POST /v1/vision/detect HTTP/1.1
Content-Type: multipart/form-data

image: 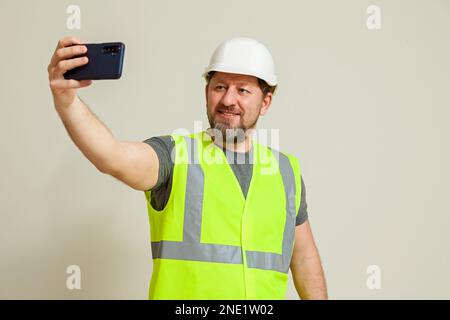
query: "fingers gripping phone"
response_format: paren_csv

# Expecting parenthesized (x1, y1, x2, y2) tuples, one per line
(64, 42, 125, 80)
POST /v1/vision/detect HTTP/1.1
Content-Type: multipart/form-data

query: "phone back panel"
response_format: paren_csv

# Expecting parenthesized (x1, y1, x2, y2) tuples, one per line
(63, 42, 125, 80)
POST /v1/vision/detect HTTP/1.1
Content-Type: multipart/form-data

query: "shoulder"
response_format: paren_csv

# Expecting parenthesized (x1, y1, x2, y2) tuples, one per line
(143, 135, 175, 152)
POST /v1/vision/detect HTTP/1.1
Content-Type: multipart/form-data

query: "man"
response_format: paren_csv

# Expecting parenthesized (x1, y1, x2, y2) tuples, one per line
(48, 36, 328, 300)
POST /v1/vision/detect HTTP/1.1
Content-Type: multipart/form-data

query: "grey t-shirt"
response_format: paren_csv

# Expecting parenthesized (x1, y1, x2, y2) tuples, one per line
(143, 135, 308, 226)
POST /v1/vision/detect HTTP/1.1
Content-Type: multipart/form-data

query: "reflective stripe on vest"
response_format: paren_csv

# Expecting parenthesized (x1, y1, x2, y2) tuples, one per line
(150, 135, 297, 273)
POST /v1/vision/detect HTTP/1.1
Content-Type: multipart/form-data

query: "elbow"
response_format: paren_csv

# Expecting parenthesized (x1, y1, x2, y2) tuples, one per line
(97, 166, 110, 175)
(96, 162, 117, 175)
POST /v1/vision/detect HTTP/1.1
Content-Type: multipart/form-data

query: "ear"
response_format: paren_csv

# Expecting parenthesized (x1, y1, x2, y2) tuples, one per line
(205, 83, 209, 103)
(259, 92, 273, 116)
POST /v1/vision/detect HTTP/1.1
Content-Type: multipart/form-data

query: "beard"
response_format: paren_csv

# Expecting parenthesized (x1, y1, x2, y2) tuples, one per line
(206, 104, 259, 144)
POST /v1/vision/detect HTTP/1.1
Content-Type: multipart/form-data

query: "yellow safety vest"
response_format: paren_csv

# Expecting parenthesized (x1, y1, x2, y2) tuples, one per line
(144, 131, 301, 299)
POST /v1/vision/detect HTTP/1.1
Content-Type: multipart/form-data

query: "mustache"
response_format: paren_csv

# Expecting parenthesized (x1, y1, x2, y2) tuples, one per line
(216, 105, 242, 115)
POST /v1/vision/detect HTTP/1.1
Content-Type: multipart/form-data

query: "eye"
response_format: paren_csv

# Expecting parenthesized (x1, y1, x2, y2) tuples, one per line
(238, 88, 250, 94)
(215, 85, 226, 91)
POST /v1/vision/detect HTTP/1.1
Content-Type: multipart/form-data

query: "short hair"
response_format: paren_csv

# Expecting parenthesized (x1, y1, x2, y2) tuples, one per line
(205, 71, 275, 96)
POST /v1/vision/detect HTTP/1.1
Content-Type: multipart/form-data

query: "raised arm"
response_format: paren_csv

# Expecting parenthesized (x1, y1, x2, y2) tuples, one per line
(48, 36, 159, 191)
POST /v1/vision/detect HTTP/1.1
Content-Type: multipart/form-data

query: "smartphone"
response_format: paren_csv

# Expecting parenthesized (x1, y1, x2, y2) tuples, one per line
(63, 42, 125, 80)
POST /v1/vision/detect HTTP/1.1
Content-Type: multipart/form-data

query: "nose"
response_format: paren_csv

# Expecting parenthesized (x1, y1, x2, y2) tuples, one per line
(220, 87, 238, 107)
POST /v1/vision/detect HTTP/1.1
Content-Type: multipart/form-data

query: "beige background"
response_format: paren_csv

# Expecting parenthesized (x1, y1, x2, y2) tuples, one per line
(0, 0, 449, 299)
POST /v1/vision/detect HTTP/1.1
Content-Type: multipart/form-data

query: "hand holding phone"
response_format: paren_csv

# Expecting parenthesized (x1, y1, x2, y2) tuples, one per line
(63, 42, 125, 80)
(48, 37, 92, 109)
(48, 37, 126, 109)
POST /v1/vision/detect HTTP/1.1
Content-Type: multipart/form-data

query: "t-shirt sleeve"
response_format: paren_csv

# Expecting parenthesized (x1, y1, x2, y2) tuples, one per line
(142, 135, 175, 211)
(142, 135, 175, 191)
(296, 176, 308, 226)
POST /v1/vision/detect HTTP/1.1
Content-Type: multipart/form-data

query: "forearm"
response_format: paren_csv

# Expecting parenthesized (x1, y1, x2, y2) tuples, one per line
(54, 95, 122, 173)
(291, 253, 328, 300)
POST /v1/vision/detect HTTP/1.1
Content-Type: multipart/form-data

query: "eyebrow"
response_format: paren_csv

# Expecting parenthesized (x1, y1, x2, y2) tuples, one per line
(213, 79, 254, 86)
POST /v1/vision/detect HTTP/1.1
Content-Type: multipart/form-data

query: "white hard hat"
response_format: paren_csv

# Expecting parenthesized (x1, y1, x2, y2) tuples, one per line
(203, 37, 278, 93)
